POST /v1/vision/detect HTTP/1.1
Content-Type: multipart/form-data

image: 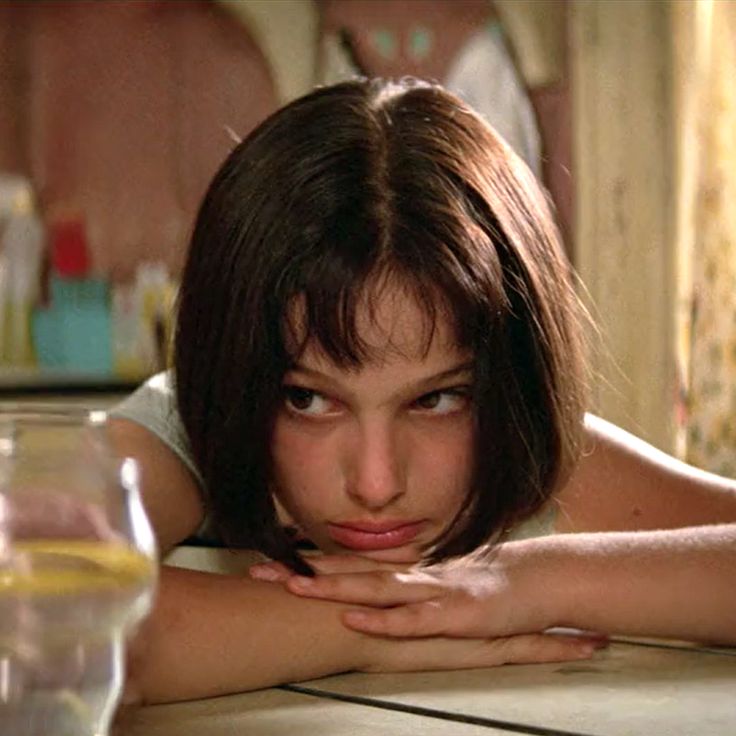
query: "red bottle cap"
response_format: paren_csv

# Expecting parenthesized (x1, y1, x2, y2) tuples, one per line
(51, 220, 90, 278)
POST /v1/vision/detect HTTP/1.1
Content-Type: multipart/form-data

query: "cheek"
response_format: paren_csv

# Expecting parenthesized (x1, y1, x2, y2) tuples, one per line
(270, 415, 337, 516)
(410, 419, 474, 510)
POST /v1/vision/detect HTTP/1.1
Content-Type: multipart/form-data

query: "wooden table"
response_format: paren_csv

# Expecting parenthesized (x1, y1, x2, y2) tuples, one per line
(115, 548, 736, 736)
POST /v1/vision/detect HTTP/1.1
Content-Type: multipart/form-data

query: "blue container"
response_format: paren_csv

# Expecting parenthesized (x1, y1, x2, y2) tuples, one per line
(32, 276, 113, 376)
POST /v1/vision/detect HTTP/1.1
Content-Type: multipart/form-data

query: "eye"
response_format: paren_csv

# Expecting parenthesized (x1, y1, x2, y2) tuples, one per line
(282, 386, 336, 417)
(412, 389, 470, 415)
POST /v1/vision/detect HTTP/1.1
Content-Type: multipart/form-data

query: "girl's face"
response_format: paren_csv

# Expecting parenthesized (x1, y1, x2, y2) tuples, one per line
(271, 284, 474, 563)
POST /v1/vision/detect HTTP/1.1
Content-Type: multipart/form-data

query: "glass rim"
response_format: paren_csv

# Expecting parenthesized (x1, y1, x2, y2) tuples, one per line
(0, 403, 108, 426)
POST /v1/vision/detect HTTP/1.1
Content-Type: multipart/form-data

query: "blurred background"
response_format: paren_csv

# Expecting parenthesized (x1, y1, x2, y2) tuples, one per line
(0, 0, 733, 476)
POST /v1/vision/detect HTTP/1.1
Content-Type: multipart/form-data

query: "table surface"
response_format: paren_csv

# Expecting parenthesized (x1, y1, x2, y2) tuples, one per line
(115, 548, 736, 736)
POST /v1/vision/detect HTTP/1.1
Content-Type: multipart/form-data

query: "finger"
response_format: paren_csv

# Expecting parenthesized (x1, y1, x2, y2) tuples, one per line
(343, 599, 450, 636)
(248, 561, 294, 582)
(345, 603, 616, 645)
(545, 626, 610, 645)
(365, 633, 598, 674)
(480, 633, 599, 665)
(286, 570, 441, 606)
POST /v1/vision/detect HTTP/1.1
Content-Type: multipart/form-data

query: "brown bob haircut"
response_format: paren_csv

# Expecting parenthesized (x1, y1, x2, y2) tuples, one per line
(175, 78, 587, 574)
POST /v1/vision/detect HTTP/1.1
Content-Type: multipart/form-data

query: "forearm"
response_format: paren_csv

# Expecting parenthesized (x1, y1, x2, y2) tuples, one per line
(531, 524, 736, 644)
(128, 566, 372, 703)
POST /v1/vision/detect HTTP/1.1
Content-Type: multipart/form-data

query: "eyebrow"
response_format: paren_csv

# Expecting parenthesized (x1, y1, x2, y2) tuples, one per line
(286, 360, 475, 396)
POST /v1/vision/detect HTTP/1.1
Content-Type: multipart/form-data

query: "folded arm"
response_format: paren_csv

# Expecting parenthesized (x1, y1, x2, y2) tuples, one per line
(541, 524, 736, 644)
(132, 562, 607, 702)
(549, 415, 736, 640)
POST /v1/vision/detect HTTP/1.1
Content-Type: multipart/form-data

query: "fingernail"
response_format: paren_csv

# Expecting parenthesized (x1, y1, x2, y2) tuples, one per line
(249, 565, 280, 581)
(576, 643, 596, 658)
(343, 611, 368, 626)
(289, 576, 314, 591)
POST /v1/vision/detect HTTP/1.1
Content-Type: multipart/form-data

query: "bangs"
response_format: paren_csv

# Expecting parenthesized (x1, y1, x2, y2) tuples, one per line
(279, 222, 505, 369)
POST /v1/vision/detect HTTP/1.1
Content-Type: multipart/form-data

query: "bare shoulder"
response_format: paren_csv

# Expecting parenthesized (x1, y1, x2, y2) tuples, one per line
(107, 418, 205, 554)
(554, 414, 736, 533)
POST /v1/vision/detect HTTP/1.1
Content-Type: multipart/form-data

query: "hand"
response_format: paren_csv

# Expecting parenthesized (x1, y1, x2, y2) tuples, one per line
(251, 551, 604, 668)
(250, 543, 606, 645)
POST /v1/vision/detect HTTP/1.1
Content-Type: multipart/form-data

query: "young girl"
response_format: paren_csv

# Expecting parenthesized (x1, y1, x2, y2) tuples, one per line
(109, 78, 736, 704)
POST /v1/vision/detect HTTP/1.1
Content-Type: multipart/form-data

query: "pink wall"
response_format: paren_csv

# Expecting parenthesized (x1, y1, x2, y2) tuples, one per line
(0, 2, 30, 175)
(3, 0, 276, 281)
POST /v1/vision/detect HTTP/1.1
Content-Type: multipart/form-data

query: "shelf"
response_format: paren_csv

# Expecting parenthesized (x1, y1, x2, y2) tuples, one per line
(0, 367, 146, 394)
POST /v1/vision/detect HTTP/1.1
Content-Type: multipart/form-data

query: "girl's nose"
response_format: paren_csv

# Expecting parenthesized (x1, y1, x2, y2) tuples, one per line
(344, 421, 405, 510)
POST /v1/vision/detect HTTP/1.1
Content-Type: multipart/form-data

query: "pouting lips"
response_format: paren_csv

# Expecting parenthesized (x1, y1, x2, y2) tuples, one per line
(326, 521, 425, 551)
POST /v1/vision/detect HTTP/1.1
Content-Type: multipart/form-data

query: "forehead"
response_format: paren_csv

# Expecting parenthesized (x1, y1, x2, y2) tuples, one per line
(287, 277, 466, 369)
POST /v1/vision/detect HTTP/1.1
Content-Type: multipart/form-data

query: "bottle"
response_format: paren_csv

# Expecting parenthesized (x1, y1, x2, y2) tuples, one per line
(111, 283, 145, 380)
(134, 262, 177, 374)
(32, 220, 113, 376)
(0, 186, 44, 367)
